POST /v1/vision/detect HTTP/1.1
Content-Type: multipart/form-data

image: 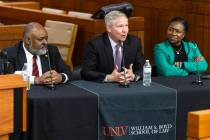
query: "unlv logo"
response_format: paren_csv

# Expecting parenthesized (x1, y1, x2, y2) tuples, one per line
(103, 126, 128, 136)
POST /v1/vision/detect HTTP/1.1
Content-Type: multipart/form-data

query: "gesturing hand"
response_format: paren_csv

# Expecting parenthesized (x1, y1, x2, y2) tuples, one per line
(120, 64, 135, 83)
(106, 66, 123, 82)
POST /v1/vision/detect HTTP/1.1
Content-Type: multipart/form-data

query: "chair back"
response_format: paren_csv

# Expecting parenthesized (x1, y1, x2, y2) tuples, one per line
(0, 24, 25, 49)
(68, 11, 92, 19)
(45, 20, 78, 70)
(42, 7, 66, 14)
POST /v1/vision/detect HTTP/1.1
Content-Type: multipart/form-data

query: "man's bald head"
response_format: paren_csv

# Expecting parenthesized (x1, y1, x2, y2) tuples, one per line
(23, 22, 47, 38)
(23, 22, 48, 56)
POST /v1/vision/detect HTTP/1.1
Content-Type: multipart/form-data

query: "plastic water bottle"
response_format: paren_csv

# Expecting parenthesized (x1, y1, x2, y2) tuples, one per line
(22, 63, 30, 90)
(143, 60, 152, 87)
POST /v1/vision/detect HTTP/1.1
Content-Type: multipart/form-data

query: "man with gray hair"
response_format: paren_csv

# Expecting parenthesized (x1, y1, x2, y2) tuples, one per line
(4, 22, 71, 85)
(81, 10, 145, 83)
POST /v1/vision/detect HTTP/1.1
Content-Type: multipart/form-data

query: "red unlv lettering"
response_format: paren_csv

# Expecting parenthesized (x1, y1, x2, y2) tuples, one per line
(103, 126, 128, 136)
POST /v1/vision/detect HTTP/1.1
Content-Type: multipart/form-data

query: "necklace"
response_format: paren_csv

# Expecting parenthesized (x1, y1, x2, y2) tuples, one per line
(173, 46, 182, 55)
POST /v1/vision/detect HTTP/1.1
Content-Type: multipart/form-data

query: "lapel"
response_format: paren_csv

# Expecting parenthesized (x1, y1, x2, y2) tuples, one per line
(17, 43, 27, 70)
(103, 33, 114, 68)
(40, 54, 50, 73)
(182, 41, 190, 55)
(182, 41, 196, 61)
(165, 40, 175, 64)
(123, 39, 129, 67)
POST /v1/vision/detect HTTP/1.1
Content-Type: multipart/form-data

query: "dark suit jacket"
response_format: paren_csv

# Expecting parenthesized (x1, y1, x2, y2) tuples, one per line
(4, 41, 72, 80)
(81, 32, 145, 82)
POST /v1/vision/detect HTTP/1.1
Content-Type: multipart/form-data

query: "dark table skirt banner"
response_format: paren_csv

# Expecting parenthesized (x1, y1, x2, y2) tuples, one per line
(73, 81, 177, 140)
(27, 84, 98, 140)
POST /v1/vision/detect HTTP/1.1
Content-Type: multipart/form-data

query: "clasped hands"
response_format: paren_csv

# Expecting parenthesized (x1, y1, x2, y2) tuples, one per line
(106, 64, 135, 83)
(194, 56, 203, 62)
(35, 70, 62, 85)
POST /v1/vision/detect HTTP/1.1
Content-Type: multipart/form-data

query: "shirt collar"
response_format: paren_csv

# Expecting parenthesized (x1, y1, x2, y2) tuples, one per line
(22, 42, 34, 62)
(108, 35, 123, 49)
(23, 42, 33, 57)
(108, 35, 117, 49)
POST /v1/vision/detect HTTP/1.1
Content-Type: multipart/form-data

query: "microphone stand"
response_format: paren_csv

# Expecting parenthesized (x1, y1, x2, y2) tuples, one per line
(191, 42, 203, 86)
(119, 67, 129, 88)
(0, 50, 11, 74)
(192, 61, 203, 86)
(46, 49, 56, 90)
(3, 51, 11, 74)
(0, 50, 4, 74)
(119, 42, 129, 88)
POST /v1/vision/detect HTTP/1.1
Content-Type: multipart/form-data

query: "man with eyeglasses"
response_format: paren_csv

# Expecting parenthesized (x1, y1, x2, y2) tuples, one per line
(154, 16, 208, 76)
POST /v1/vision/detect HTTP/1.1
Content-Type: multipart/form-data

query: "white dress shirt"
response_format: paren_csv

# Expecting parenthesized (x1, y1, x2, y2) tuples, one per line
(22, 43, 43, 84)
(104, 36, 123, 82)
(22, 43, 68, 84)
(108, 35, 123, 63)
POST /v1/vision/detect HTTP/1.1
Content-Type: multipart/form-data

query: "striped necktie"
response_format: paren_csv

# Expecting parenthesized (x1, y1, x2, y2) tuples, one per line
(32, 55, 39, 77)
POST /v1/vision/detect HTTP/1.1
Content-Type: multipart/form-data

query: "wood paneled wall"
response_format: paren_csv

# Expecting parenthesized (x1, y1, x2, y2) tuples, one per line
(0, 5, 144, 67)
(5, 0, 210, 72)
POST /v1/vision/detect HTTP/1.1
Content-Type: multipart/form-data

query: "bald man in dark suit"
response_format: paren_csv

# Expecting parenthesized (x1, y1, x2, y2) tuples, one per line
(4, 22, 71, 85)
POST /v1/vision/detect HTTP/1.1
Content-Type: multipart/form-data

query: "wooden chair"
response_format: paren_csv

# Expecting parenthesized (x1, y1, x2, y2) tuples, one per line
(68, 11, 93, 19)
(42, 7, 66, 14)
(44, 20, 78, 71)
(0, 24, 25, 49)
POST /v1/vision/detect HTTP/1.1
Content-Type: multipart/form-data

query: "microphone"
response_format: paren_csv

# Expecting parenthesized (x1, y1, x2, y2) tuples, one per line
(119, 42, 129, 88)
(45, 48, 56, 90)
(0, 50, 5, 74)
(191, 42, 203, 86)
(0, 50, 12, 74)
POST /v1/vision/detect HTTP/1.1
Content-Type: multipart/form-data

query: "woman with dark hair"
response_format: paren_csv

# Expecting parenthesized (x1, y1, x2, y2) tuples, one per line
(154, 16, 208, 76)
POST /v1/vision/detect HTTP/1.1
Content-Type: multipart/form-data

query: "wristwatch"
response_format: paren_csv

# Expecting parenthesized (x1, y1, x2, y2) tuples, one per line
(61, 74, 66, 83)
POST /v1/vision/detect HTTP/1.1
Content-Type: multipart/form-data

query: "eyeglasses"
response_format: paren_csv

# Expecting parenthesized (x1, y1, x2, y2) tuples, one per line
(167, 26, 184, 35)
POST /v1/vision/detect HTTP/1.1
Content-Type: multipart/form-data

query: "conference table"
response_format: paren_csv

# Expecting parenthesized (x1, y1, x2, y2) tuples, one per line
(12, 84, 98, 140)
(10, 76, 210, 140)
(153, 76, 210, 140)
(29, 84, 99, 140)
